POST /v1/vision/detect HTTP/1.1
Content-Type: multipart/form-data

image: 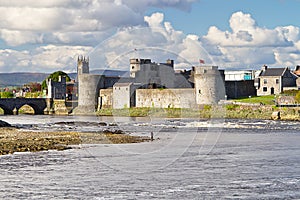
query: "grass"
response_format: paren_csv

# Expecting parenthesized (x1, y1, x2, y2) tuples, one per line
(96, 104, 300, 121)
(233, 95, 276, 105)
(97, 106, 221, 119)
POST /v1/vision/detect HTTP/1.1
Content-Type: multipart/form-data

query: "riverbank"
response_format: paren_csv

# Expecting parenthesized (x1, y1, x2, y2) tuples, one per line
(96, 105, 300, 121)
(0, 127, 150, 156)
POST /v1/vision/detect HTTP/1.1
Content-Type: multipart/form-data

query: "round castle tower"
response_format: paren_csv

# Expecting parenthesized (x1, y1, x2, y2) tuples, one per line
(73, 56, 104, 114)
(194, 66, 225, 104)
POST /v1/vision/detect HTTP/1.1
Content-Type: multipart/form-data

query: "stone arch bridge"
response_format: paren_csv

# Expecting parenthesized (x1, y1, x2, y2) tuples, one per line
(0, 98, 49, 115)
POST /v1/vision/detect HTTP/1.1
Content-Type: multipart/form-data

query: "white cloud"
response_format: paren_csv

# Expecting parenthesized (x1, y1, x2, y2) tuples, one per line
(0, 0, 197, 46)
(0, 49, 30, 72)
(0, 45, 92, 73)
(88, 12, 210, 71)
(203, 12, 291, 48)
(0, 0, 199, 72)
(202, 11, 300, 68)
(3, 5, 300, 73)
(121, 0, 198, 12)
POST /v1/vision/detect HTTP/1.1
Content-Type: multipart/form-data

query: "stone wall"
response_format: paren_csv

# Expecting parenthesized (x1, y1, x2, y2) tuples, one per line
(52, 100, 68, 115)
(225, 80, 256, 99)
(136, 89, 196, 108)
(99, 88, 113, 110)
(257, 76, 281, 96)
(194, 66, 225, 104)
(297, 78, 300, 89)
(113, 83, 132, 109)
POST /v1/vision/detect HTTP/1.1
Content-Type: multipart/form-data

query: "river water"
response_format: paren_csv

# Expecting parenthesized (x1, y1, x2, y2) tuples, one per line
(0, 115, 299, 199)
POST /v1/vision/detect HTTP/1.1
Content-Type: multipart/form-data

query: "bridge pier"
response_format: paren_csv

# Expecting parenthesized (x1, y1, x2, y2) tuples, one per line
(13, 108, 18, 115)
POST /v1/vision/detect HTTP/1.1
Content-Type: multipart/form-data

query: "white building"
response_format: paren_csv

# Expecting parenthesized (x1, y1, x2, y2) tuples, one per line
(225, 70, 254, 81)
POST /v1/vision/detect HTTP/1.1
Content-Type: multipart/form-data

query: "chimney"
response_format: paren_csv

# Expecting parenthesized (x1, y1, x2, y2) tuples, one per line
(166, 59, 174, 68)
(262, 65, 267, 71)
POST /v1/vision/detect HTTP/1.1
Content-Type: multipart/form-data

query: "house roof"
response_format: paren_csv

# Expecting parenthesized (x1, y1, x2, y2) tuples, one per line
(260, 68, 286, 76)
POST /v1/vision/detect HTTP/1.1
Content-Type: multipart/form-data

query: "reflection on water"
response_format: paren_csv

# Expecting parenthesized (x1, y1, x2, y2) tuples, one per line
(0, 115, 299, 199)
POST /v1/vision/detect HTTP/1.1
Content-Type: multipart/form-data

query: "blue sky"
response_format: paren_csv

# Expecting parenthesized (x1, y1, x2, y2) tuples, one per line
(1, 0, 300, 73)
(149, 0, 300, 36)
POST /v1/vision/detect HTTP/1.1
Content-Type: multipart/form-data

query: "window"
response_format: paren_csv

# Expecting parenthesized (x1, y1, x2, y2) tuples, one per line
(263, 79, 267, 84)
(276, 79, 279, 84)
(131, 66, 135, 70)
(263, 87, 267, 92)
(198, 90, 201, 94)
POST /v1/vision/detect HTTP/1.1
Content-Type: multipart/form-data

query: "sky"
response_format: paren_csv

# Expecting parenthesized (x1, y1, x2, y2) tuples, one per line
(1, 0, 300, 73)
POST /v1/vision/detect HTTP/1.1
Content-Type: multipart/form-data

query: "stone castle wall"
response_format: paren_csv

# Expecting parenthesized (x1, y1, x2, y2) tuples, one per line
(98, 88, 113, 110)
(194, 66, 225, 104)
(74, 57, 226, 114)
(225, 80, 256, 99)
(74, 74, 104, 114)
(135, 89, 196, 108)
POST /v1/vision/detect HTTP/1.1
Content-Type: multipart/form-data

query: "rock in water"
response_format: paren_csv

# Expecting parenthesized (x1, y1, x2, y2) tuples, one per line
(0, 120, 11, 127)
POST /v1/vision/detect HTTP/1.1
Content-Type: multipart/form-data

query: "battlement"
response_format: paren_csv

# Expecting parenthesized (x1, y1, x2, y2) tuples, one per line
(77, 56, 89, 75)
(193, 66, 219, 75)
(130, 58, 152, 65)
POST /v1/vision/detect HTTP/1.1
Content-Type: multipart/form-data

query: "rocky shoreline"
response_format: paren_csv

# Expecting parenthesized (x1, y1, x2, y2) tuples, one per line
(0, 127, 150, 156)
(96, 105, 300, 121)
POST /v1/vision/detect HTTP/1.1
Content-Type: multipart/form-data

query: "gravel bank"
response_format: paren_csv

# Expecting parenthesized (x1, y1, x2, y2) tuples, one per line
(0, 128, 150, 156)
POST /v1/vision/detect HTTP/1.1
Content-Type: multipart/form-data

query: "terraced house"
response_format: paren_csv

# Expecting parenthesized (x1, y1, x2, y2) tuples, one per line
(255, 65, 298, 96)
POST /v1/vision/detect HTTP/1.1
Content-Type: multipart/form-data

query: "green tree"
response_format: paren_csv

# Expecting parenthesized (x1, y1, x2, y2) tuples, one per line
(41, 71, 71, 90)
(0, 91, 14, 98)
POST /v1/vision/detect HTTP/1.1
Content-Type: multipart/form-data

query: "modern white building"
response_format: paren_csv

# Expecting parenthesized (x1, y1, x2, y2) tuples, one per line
(225, 70, 254, 81)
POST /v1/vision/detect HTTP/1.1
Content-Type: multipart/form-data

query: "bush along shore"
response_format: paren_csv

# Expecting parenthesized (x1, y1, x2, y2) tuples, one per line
(0, 126, 150, 156)
(96, 105, 300, 121)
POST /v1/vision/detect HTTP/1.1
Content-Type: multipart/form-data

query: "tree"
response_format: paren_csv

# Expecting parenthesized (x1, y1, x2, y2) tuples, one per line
(41, 71, 71, 90)
(0, 91, 14, 98)
(24, 82, 42, 92)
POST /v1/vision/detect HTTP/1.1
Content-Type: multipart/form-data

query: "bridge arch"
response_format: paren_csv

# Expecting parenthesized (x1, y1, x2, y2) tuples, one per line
(0, 98, 47, 115)
(18, 104, 36, 115)
(16, 102, 45, 115)
(0, 103, 13, 115)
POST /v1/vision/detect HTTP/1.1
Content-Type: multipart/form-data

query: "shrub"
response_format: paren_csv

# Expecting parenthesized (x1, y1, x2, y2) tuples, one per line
(295, 91, 300, 103)
(226, 104, 239, 111)
(0, 91, 14, 98)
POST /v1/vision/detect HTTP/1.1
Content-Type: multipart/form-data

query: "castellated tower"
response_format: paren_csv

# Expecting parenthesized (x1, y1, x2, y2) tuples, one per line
(74, 56, 104, 114)
(77, 56, 89, 75)
(194, 66, 225, 104)
(130, 58, 151, 78)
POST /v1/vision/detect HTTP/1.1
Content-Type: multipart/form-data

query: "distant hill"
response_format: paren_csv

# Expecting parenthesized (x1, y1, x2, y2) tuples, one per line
(0, 73, 48, 87)
(0, 70, 129, 87)
(89, 69, 129, 77)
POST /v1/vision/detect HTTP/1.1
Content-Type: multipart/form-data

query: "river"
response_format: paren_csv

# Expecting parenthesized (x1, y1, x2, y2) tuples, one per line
(0, 115, 299, 199)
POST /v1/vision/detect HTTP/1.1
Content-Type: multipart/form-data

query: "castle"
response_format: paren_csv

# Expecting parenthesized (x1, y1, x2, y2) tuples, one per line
(73, 56, 226, 114)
